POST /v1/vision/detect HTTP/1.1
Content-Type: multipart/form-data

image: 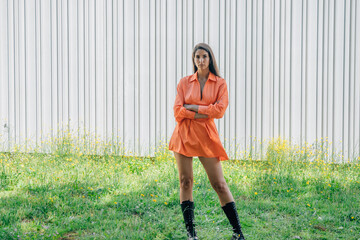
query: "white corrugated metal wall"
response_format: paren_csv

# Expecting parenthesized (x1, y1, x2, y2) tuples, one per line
(0, 0, 359, 160)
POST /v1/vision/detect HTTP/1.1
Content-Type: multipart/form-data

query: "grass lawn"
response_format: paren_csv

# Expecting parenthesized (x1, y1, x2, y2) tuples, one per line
(0, 147, 359, 239)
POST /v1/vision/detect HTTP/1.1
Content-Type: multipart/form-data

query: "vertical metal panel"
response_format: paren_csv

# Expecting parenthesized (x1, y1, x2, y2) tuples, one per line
(348, 0, 354, 159)
(317, 0, 323, 143)
(149, 0, 155, 150)
(139, 0, 150, 155)
(193, 0, 204, 47)
(245, 0, 252, 150)
(160, 0, 166, 143)
(228, 0, 236, 157)
(0, 0, 8, 150)
(306, 0, 318, 144)
(77, 0, 85, 137)
(123, 0, 135, 152)
(333, 0, 345, 157)
(290, 0, 302, 143)
(0, 0, 359, 160)
(235, 0, 247, 156)
(40, 0, 51, 144)
(117, 0, 124, 147)
(166, 0, 177, 147)
(20, 0, 27, 146)
(106, 0, 113, 142)
(343, 0, 351, 159)
(88, 0, 96, 142)
(68, 0, 79, 136)
(225, 0, 230, 146)
(355, 0, 360, 158)
(355, 0, 360, 159)
(288, 0, 293, 140)
(155, 0, 160, 148)
(61, 0, 69, 132)
(329, 0, 336, 156)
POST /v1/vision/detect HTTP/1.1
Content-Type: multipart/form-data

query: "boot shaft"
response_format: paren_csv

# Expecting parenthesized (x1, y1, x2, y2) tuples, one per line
(181, 200, 197, 237)
(222, 201, 245, 238)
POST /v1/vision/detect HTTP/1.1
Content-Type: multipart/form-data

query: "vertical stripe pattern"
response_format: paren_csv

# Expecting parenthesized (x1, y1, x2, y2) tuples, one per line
(0, 0, 359, 161)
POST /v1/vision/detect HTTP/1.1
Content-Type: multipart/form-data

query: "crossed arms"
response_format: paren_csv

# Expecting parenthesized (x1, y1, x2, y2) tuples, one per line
(183, 104, 209, 119)
(173, 81, 229, 122)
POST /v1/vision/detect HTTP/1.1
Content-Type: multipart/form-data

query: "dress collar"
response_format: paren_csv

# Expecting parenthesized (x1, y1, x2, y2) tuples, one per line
(189, 71, 217, 82)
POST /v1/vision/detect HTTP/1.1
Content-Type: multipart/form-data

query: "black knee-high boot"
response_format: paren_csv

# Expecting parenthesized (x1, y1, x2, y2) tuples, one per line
(180, 200, 198, 239)
(221, 201, 245, 240)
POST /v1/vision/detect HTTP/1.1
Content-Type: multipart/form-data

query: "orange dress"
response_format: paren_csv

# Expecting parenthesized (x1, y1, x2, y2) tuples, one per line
(169, 71, 229, 161)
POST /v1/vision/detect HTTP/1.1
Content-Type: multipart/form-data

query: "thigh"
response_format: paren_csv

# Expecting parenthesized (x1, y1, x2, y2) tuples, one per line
(174, 152, 193, 179)
(198, 157, 225, 185)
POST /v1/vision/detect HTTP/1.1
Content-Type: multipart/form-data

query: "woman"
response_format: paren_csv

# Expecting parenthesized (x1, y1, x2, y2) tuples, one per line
(169, 43, 245, 240)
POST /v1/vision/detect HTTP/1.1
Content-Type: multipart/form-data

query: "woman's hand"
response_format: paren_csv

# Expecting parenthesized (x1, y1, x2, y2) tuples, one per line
(194, 113, 208, 119)
(183, 104, 199, 113)
(183, 104, 208, 119)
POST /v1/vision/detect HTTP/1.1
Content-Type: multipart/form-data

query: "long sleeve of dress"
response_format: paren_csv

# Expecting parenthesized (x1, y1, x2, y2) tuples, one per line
(173, 83, 196, 122)
(197, 80, 228, 119)
(169, 72, 230, 161)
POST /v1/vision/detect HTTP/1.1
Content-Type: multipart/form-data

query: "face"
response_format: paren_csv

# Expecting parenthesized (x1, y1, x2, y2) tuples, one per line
(194, 49, 210, 71)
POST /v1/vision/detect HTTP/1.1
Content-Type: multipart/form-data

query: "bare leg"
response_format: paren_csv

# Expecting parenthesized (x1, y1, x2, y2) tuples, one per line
(174, 152, 194, 203)
(199, 157, 245, 239)
(198, 157, 234, 206)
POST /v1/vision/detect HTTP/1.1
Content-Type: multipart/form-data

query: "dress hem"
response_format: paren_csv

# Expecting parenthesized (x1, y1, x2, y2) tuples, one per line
(169, 148, 229, 161)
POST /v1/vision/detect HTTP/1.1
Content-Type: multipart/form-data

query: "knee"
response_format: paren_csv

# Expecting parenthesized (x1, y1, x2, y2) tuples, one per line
(212, 181, 228, 194)
(180, 176, 193, 190)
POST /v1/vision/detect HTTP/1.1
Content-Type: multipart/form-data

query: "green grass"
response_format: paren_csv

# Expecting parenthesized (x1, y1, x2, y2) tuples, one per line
(0, 147, 359, 240)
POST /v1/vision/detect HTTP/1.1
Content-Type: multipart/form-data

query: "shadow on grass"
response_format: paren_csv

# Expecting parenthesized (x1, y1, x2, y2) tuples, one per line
(0, 174, 195, 239)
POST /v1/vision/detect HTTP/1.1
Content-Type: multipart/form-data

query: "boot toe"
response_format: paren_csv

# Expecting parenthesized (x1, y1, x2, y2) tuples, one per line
(187, 232, 199, 240)
(231, 233, 245, 240)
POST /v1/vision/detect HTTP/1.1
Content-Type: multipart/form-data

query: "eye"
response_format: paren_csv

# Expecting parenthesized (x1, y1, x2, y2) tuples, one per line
(196, 55, 200, 58)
